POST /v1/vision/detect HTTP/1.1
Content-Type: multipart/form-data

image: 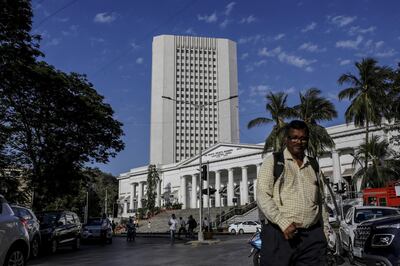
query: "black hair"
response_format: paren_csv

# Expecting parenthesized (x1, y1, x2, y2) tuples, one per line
(285, 120, 309, 137)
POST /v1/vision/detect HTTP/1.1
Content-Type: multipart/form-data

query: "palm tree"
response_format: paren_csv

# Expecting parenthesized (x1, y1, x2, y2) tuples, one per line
(352, 135, 398, 188)
(292, 88, 337, 157)
(247, 92, 294, 152)
(338, 58, 392, 171)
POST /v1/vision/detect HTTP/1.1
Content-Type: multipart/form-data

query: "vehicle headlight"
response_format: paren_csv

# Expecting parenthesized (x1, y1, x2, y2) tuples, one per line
(376, 223, 400, 229)
(371, 234, 395, 247)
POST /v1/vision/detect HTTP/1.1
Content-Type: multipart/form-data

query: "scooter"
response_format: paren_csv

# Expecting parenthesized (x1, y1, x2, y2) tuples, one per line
(248, 228, 261, 266)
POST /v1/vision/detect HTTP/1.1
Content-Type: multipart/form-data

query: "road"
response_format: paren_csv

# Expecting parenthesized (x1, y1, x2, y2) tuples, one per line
(28, 235, 353, 266)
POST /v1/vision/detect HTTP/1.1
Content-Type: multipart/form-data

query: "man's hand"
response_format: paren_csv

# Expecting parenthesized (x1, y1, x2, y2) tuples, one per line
(283, 222, 302, 240)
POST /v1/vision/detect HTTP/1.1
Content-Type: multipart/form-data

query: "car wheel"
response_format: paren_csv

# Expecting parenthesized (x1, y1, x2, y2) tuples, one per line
(348, 242, 355, 265)
(50, 239, 57, 254)
(230, 229, 236, 235)
(72, 237, 80, 250)
(4, 246, 26, 266)
(239, 229, 244, 234)
(30, 236, 40, 258)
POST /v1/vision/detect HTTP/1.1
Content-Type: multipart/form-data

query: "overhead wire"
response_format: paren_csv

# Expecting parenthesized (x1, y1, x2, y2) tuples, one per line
(33, 0, 79, 29)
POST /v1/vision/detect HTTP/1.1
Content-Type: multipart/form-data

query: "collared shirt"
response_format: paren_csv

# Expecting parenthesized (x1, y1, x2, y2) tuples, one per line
(256, 148, 328, 232)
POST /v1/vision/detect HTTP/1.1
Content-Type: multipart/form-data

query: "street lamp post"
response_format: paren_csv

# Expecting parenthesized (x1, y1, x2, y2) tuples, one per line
(162, 94, 238, 241)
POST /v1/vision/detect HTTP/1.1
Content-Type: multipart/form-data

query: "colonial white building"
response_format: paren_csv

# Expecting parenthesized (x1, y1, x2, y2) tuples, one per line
(117, 122, 398, 218)
(150, 35, 239, 165)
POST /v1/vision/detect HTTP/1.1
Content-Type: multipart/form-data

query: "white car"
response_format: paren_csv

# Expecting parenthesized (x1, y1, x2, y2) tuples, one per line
(229, 221, 261, 234)
(81, 217, 113, 243)
(0, 194, 30, 266)
(339, 205, 400, 262)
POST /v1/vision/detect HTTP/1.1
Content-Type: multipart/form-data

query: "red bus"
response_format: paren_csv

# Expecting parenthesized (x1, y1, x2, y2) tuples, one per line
(363, 181, 400, 207)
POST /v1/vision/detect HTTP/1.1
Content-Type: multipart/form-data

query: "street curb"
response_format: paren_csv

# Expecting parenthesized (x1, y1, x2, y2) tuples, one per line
(184, 239, 221, 246)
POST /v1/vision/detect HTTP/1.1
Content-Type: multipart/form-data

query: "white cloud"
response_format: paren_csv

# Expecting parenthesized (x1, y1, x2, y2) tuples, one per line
(298, 42, 326, 53)
(225, 2, 236, 16)
(249, 85, 271, 97)
(239, 15, 256, 24)
(285, 87, 296, 94)
(94, 12, 117, 23)
(258, 47, 282, 57)
(254, 60, 267, 66)
(348, 26, 376, 35)
(130, 41, 140, 49)
(197, 12, 218, 23)
(339, 59, 351, 65)
(375, 49, 397, 58)
(259, 46, 316, 71)
(238, 34, 263, 44)
(301, 22, 317, 32)
(375, 41, 384, 49)
(136, 57, 143, 64)
(185, 28, 196, 35)
(55, 17, 69, 23)
(278, 52, 316, 70)
(329, 15, 357, 27)
(219, 19, 231, 29)
(90, 37, 105, 46)
(336, 35, 363, 49)
(62, 24, 78, 36)
(241, 53, 249, 60)
(47, 38, 61, 46)
(273, 33, 285, 41)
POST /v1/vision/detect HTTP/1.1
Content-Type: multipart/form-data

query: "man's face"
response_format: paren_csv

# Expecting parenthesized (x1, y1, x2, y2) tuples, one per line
(285, 128, 308, 157)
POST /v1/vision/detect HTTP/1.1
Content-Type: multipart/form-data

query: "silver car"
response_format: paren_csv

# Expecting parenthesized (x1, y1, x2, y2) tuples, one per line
(0, 195, 30, 266)
(81, 217, 113, 244)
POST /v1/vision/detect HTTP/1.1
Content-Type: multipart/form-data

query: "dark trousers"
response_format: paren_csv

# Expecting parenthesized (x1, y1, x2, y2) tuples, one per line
(260, 222, 327, 266)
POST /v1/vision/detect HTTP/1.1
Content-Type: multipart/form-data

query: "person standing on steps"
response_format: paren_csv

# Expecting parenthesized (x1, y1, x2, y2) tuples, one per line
(257, 120, 329, 266)
(168, 213, 178, 244)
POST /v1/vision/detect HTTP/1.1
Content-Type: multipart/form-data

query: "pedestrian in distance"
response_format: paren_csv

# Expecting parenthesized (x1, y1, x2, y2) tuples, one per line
(111, 220, 116, 235)
(187, 215, 197, 239)
(168, 213, 178, 244)
(202, 217, 209, 232)
(257, 120, 329, 266)
(147, 219, 152, 233)
(177, 217, 186, 239)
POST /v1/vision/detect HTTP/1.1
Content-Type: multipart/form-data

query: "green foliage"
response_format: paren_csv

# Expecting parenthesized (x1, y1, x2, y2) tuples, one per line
(146, 164, 159, 214)
(0, 0, 124, 211)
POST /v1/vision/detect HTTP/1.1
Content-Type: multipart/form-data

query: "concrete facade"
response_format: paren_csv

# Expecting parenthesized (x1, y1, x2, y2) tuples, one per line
(150, 35, 239, 165)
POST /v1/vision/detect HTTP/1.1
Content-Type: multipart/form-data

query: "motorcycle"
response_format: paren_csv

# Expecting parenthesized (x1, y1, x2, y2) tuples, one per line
(248, 226, 341, 266)
(248, 228, 261, 266)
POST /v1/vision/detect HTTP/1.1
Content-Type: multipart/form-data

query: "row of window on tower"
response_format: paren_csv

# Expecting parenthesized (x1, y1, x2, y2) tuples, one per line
(176, 49, 216, 55)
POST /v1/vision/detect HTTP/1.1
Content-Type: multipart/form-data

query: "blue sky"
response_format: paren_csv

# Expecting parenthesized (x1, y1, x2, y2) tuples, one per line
(31, 0, 400, 176)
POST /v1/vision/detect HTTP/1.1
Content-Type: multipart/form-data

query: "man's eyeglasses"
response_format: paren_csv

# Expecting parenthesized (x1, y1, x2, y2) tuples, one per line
(287, 136, 309, 143)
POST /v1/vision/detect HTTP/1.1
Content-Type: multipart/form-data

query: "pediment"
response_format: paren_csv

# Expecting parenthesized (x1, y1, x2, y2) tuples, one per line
(177, 142, 263, 167)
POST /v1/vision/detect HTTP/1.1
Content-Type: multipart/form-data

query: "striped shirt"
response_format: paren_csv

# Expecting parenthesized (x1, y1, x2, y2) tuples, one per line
(256, 148, 329, 232)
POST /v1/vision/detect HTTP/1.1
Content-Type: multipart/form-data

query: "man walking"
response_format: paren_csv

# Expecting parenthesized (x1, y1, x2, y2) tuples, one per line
(177, 217, 186, 238)
(257, 120, 329, 266)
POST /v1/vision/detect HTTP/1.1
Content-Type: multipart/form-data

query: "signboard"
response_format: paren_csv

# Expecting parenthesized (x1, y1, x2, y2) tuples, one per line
(395, 185, 400, 197)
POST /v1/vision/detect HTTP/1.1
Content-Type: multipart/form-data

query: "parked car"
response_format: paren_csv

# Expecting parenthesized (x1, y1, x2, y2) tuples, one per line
(339, 205, 400, 263)
(0, 195, 30, 266)
(36, 210, 82, 254)
(229, 221, 261, 234)
(354, 214, 400, 266)
(11, 204, 41, 258)
(81, 217, 112, 243)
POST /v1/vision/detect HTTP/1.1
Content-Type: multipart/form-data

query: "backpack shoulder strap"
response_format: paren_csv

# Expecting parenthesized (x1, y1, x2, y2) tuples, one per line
(273, 152, 285, 184)
(308, 156, 320, 175)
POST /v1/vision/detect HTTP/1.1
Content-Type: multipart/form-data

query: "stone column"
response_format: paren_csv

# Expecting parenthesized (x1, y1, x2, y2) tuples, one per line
(123, 201, 128, 216)
(332, 150, 342, 184)
(129, 183, 136, 211)
(253, 179, 257, 199)
(156, 180, 161, 207)
(215, 170, 221, 207)
(138, 182, 144, 208)
(203, 178, 209, 208)
(256, 164, 261, 176)
(180, 176, 187, 209)
(191, 174, 197, 208)
(241, 166, 249, 205)
(227, 168, 234, 206)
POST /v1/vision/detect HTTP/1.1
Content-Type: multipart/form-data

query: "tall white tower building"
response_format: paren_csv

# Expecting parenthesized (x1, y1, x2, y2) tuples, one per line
(150, 35, 239, 165)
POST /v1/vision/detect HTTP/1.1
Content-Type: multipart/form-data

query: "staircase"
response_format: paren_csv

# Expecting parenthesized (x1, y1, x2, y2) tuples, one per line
(136, 207, 231, 233)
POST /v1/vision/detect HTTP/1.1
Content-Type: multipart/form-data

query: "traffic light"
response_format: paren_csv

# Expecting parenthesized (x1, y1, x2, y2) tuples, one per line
(201, 165, 208, 180)
(342, 182, 347, 192)
(333, 183, 339, 193)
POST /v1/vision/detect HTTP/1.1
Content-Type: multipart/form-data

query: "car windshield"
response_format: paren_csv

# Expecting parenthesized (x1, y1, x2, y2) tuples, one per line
(37, 212, 59, 225)
(354, 208, 400, 223)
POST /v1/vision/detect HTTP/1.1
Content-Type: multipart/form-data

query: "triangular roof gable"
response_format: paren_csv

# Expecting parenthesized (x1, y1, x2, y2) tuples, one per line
(177, 142, 263, 167)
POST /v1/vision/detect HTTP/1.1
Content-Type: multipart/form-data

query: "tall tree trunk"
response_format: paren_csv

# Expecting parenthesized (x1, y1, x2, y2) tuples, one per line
(365, 118, 369, 174)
